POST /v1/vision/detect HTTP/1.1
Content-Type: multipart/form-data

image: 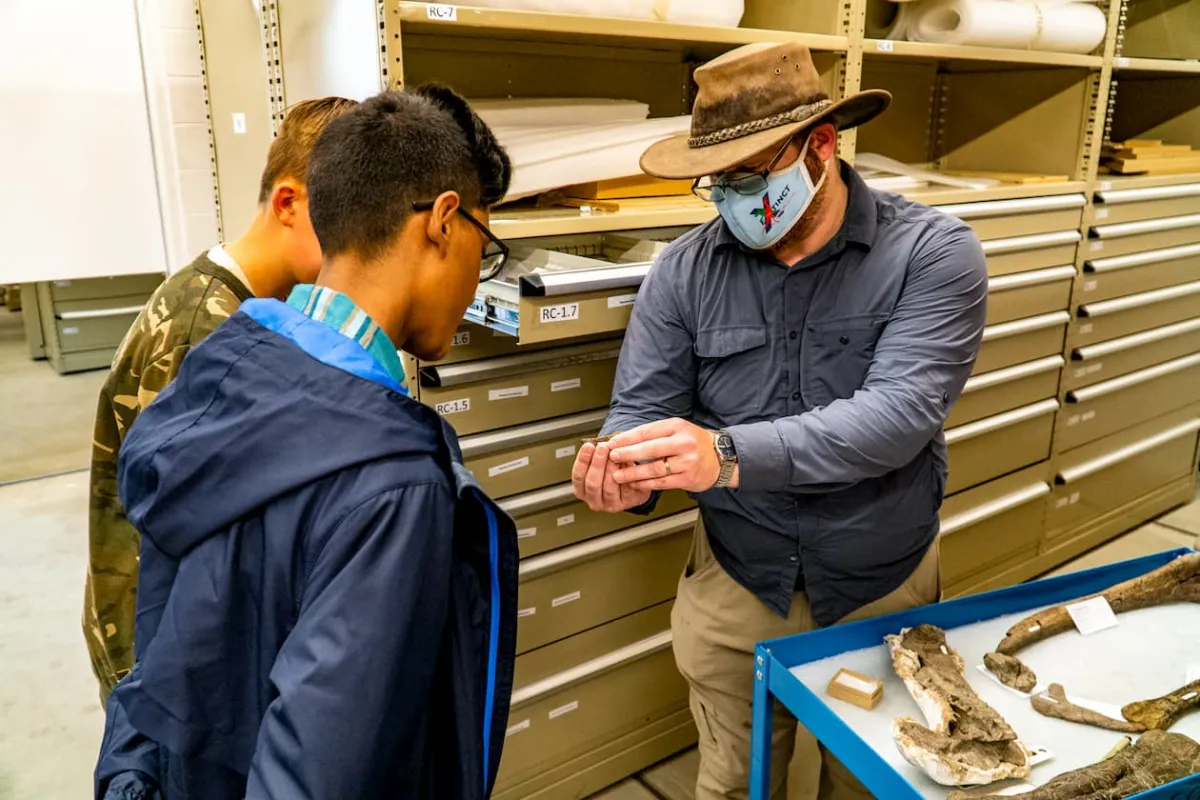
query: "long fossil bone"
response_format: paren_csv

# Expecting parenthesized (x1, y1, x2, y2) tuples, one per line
(887, 625, 1030, 786)
(1123, 679, 1200, 730)
(985, 553, 1200, 690)
(946, 729, 1200, 800)
(1030, 684, 1146, 733)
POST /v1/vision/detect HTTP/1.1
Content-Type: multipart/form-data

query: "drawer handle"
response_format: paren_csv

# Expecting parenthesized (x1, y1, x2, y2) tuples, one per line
(988, 265, 1076, 293)
(1085, 242, 1200, 273)
(459, 409, 607, 459)
(962, 356, 1063, 394)
(1096, 183, 1200, 205)
(982, 311, 1071, 342)
(498, 482, 576, 517)
(980, 230, 1081, 256)
(1077, 279, 1200, 317)
(935, 194, 1086, 219)
(523, 262, 654, 298)
(57, 305, 144, 320)
(1056, 419, 1200, 484)
(945, 398, 1059, 444)
(519, 509, 698, 581)
(510, 630, 673, 708)
(940, 482, 1050, 536)
(1066, 352, 1200, 403)
(1092, 213, 1200, 240)
(421, 339, 621, 387)
(1073, 317, 1200, 361)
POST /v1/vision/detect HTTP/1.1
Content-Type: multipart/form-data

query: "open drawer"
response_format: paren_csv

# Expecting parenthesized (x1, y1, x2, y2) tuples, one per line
(428, 322, 611, 366)
(1093, 181, 1200, 226)
(945, 399, 1058, 495)
(939, 463, 1051, 594)
(1047, 413, 1200, 538)
(935, 194, 1085, 243)
(460, 410, 605, 499)
(1064, 315, 1200, 391)
(1071, 279, 1200, 346)
(420, 339, 620, 436)
(1087, 213, 1200, 260)
(986, 266, 1076, 325)
(975, 312, 1069, 374)
(497, 603, 687, 792)
(1056, 352, 1200, 451)
(947, 355, 1062, 428)
(500, 483, 694, 559)
(515, 510, 694, 654)
(1078, 242, 1200, 304)
(470, 229, 687, 345)
(52, 295, 149, 353)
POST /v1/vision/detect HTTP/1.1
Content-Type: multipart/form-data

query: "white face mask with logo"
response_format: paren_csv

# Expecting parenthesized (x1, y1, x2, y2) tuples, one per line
(709, 133, 828, 251)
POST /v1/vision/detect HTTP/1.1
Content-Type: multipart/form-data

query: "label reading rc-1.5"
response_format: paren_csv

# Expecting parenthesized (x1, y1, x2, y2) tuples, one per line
(434, 398, 470, 416)
(540, 303, 580, 324)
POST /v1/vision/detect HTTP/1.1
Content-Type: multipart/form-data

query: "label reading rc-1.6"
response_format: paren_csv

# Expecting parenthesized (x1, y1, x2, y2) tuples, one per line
(452, 330, 471, 347)
(540, 303, 580, 324)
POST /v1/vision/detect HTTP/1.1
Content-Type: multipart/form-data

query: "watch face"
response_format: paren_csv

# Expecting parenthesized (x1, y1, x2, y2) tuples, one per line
(716, 432, 737, 461)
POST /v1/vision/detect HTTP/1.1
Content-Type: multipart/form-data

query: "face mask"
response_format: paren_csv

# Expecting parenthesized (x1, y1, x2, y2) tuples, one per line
(710, 134, 828, 251)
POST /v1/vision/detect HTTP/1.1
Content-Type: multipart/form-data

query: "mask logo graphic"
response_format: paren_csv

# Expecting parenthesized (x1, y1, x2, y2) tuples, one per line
(750, 193, 775, 233)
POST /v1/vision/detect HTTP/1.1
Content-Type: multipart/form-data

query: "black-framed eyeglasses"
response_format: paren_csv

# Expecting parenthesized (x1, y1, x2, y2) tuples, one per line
(692, 136, 795, 204)
(412, 201, 510, 283)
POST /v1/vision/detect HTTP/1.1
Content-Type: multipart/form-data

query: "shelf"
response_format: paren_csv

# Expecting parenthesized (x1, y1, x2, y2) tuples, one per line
(1095, 173, 1200, 193)
(1114, 57, 1200, 76)
(864, 39, 1103, 69)
(897, 181, 1089, 207)
(396, 2, 848, 52)
(492, 196, 714, 240)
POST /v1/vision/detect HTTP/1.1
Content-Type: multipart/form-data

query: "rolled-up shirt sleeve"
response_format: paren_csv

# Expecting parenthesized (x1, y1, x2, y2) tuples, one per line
(729, 223, 988, 491)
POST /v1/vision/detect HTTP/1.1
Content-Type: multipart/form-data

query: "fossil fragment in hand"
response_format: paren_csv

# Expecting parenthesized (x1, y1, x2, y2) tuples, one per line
(887, 625, 1030, 786)
(1030, 683, 1146, 733)
(581, 434, 615, 445)
(984, 553, 1200, 691)
(984, 652, 1037, 693)
(1122, 679, 1200, 731)
(946, 729, 1200, 799)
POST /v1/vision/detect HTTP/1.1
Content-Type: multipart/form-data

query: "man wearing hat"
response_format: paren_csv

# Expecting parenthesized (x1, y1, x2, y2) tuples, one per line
(572, 42, 987, 799)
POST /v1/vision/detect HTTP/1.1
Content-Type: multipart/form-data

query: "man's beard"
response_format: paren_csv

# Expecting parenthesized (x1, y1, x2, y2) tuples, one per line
(768, 152, 830, 255)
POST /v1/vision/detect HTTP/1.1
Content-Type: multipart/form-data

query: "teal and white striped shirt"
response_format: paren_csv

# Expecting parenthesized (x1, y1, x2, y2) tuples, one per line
(286, 284, 407, 390)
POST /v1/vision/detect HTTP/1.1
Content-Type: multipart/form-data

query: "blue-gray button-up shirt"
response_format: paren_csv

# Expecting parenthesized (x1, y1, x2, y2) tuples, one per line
(601, 163, 988, 625)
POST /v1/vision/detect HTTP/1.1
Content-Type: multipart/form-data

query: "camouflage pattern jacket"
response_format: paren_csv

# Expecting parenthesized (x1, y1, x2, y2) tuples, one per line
(85, 252, 252, 699)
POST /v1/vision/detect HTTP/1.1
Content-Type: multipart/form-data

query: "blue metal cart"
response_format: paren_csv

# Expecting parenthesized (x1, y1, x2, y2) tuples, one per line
(748, 547, 1200, 800)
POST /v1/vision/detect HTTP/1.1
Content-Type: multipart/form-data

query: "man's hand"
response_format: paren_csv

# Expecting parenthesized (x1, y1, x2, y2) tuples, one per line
(571, 441, 652, 513)
(607, 418, 728, 493)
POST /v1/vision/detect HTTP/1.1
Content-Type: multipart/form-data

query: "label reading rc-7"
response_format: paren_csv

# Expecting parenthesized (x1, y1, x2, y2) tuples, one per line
(434, 398, 470, 416)
(540, 303, 580, 324)
(426, 4, 457, 21)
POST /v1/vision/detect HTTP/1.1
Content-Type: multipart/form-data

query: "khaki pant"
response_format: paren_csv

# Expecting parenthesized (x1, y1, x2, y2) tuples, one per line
(671, 520, 941, 800)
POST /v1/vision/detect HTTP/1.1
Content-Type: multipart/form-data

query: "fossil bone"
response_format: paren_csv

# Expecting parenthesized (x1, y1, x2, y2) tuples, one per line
(1122, 679, 1200, 730)
(946, 729, 1200, 800)
(984, 652, 1037, 693)
(985, 553, 1200, 690)
(1030, 684, 1146, 733)
(886, 625, 1030, 786)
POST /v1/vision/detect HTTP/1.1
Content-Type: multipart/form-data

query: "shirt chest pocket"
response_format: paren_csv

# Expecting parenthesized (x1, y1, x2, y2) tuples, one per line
(802, 317, 886, 408)
(694, 327, 768, 422)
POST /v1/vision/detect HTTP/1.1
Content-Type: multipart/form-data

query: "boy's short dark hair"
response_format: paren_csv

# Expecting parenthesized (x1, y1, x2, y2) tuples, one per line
(257, 96, 358, 203)
(306, 85, 512, 261)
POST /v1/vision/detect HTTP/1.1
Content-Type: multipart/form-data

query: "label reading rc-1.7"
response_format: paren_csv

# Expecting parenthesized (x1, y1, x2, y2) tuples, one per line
(434, 398, 470, 416)
(540, 303, 580, 324)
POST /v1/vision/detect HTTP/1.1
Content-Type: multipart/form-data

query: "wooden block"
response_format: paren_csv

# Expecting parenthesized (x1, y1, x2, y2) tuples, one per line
(537, 192, 621, 212)
(565, 174, 693, 200)
(1123, 139, 1163, 148)
(1106, 154, 1200, 175)
(945, 170, 1070, 185)
(826, 668, 883, 710)
(1103, 144, 1193, 159)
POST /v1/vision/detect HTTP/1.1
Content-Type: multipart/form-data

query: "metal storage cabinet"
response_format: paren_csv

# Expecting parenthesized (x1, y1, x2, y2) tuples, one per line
(31, 274, 162, 374)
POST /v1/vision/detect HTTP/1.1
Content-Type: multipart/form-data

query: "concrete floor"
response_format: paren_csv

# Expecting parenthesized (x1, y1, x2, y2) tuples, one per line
(0, 303, 1198, 799)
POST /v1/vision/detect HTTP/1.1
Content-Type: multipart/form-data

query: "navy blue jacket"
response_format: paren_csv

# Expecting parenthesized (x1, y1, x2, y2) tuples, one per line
(94, 299, 519, 799)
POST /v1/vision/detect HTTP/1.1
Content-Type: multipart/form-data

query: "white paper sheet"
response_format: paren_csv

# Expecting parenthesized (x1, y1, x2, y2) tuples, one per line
(1030, 2, 1107, 54)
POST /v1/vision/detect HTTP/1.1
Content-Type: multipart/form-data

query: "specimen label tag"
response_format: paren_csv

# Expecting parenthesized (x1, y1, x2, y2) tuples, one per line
(1066, 596, 1118, 635)
(489, 385, 529, 401)
(506, 719, 530, 737)
(607, 293, 637, 308)
(1187, 664, 1200, 683)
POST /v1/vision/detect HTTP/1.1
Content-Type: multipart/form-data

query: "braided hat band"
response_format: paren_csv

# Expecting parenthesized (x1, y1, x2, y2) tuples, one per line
(687, 99, 835, 149)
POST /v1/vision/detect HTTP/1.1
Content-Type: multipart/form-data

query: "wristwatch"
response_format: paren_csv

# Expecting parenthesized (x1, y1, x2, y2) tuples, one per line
(713, 430, 738, 488)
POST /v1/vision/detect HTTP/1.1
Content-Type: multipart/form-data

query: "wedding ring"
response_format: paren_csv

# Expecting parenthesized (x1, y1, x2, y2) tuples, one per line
(663, 457, 673, 475)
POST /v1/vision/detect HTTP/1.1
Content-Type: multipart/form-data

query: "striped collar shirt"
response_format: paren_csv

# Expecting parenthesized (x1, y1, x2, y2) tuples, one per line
(286, 284, 407, 391)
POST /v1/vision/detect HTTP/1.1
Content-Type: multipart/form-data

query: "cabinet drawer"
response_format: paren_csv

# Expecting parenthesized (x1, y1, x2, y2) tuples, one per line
(55, 313, 139, 353)
(948, 356, 1062, 428)
(975, 312, 1069, 374)
(946, 399, 1058, 495)
(1072, 279, 1200, 346)
(499, 626, 687, 787)
(461, 410, 605, 499)
(935, 194, 1085, 241)
(1093, 182, 1200, 226)
(427, 322, 563, 366)
(1079, 243, 1200, 304)
(1087, 214, 1200, 260)
(1064, 316, 1200, 391)
(982, 231, 1081, 278)
(939, 464, 1050, 589)
(516, 510, 694, 654)
(420, 340, 619, 436)
(987, 266, 1075, 325)
(501, 484, 695, 559)
(49, 273, 162, 302)
(1048, 417, 1200, 537)
(1057, 353, 1200, 451)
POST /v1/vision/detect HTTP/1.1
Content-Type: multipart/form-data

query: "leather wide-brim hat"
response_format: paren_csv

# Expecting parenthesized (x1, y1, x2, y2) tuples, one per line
(641, 42, 892, 180)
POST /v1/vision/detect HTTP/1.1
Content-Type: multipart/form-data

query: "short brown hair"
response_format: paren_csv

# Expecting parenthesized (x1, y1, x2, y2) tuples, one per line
(257, 96, 358, 203)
